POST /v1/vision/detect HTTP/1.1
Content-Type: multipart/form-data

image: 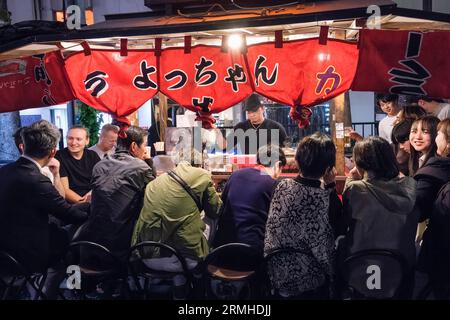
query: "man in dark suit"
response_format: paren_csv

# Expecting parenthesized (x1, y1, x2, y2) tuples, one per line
(0, 120, 88, 275)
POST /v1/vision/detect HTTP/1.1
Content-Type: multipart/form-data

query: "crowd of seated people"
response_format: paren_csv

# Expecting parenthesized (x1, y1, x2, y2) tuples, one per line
(1, 102, 450, 299)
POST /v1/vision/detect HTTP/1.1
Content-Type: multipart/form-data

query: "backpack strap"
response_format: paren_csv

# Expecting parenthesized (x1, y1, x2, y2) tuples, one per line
(168, 170, 203, 212)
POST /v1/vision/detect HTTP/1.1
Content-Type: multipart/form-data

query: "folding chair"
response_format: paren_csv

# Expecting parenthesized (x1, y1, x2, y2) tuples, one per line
(62, 241, 127, 300)
(264, 247, 320, 299)
(340, 249, 410, 300)
(128, 241, 194, 300)
(203, 243, 262, 300)
(0, 251, 47, 300)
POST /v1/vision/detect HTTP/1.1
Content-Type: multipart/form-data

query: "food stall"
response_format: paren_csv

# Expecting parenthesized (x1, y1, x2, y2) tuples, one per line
(1, 0, 450, 193)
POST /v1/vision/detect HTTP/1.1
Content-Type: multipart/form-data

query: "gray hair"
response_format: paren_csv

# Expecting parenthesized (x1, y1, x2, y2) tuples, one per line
(22, 120, 61, 159)
(100, 124, 119, 136)
(257, 144, 287, 168)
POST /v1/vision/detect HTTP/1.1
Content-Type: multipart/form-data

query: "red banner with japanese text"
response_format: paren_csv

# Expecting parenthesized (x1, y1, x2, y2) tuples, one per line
(159, 45, 253, 127)
(352, 29, 450, 98)
(246, 38, 359, 107)
(64, 50, 158, 117)
(0, 51, 74, 113)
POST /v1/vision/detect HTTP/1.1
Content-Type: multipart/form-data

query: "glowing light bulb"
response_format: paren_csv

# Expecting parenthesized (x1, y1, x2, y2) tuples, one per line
(228, 34, 243, 50)
(318, 53, 330, 61)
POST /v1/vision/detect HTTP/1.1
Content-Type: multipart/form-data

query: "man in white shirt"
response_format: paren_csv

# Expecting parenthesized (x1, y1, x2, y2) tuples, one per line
(416, 96, 450, 120)
(377, 94, 401, 143)
(89, 124, 119, 159)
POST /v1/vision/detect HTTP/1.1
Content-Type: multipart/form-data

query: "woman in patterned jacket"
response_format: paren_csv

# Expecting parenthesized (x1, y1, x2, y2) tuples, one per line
(264, 133, 344, 299)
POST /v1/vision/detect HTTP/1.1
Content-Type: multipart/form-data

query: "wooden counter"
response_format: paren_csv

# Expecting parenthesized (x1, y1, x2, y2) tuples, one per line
(211, 171, 348, 195)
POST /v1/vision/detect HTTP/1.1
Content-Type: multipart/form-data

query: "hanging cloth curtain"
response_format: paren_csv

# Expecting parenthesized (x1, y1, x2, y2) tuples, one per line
(352, 29, 450, 98)
(159, 45, 253, 128)
(0, 51, 74, 113)
(64, 49, 159, 117)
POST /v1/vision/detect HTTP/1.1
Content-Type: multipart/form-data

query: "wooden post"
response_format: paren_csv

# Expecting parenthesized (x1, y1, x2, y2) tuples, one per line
(158, 93, 168, 143)
(329, 30, 352, 176)
(330, 94, 346, 175)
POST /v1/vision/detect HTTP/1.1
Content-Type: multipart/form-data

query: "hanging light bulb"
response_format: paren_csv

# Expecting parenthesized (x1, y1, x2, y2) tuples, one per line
(318, 53, 330, 61)
(228, 34, 243, 50)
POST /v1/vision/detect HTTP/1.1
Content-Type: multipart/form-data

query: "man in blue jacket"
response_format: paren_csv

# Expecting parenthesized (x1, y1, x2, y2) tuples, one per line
(213, 145, 286, 256)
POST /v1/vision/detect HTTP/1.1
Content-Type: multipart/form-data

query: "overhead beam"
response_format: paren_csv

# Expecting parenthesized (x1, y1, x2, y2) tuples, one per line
(0, 1, 398, 54)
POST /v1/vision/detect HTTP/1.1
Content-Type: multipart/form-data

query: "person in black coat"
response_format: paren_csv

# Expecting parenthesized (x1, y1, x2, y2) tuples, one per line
(414, 157, 450, 222)
(431, 180, 450, 297)
(416, 118, 450, 297)
(414, 118, 450, 222)
(75, 125, 155, 263)
(0, 120, 88, 273)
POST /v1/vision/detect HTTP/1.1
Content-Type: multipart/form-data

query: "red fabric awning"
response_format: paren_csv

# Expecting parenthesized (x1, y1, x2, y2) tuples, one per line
(0, 51, 74, 113)
(352, 29, 450, 98)
(2, 29, 450, 128)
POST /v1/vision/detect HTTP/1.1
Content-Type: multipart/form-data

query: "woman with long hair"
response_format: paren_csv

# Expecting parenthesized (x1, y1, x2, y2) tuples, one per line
(415, 119, 450, 297)
(391, 105, 427, 176)
(408, 116, 440, 176)
(436, 118, 450, 157)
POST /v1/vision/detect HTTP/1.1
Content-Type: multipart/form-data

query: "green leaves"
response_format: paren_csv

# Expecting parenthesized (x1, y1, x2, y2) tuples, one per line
(77, 101, 103, 147)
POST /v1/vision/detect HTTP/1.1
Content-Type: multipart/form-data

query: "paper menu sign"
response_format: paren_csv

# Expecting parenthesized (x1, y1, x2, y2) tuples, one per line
(176, 113, 197, 128)
(335, 122, 344, 139)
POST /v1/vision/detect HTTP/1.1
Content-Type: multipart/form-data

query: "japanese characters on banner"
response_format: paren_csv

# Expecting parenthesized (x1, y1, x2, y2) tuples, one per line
(246, 39, 359, 107)
(62, 38, 358, 127)
(0, 51, 74, 113)
(351, 29, 450, 98)
(11, 31, 449, 126)
(64, 50, 159, 117)
(159, 45, 253, 128)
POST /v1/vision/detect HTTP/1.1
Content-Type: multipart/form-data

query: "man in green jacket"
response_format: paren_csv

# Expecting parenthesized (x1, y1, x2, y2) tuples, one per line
(132, 148, 222, 261)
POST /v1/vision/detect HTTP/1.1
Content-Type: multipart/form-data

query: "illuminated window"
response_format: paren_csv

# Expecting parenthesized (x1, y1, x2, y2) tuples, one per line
(54, 8, 94, 25)
(54, 10, 64, 22)
(85, 9, 94, 26)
